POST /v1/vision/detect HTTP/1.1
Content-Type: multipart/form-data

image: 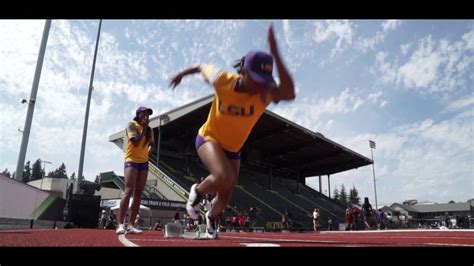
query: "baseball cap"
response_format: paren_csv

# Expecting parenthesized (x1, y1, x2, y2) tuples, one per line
(135, 106, 153, 120)
(243, 50, 276, 87)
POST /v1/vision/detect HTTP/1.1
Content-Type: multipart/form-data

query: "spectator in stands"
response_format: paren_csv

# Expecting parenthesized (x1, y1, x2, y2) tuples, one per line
(231, 215, 239, 230)
(362, 197, 373, 229)
(444, 212, 450, 228)
(153, 220, 162, 231)
(135, 214, 145, 230)
(169, 24, 295, 240)
(173, 208, 180, 223)
(345, 204, 353, 231)
(202, 193, 214, 214)
(327, 218, 333, 231)
(100, 209, 107, 229)
(282, 211, 289, 230)
(245, 214, 251, 231)
(225, 216, 232, 229)
(116, 107, 155, 235)
(239, 213, 246, 231)
(352, 205, 360, 230)
(377, 209, 385, 230)
(312, 208, 320, 231)
(201, 194, 214, 228)
(386, 212, 392, 229)
(184, 212, 194, 231)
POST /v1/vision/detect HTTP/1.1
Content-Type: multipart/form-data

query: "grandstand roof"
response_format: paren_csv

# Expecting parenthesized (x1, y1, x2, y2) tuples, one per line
(391, 202, 473, 213)
(412, 202, 473, 213)
(110, 95, 372, 178)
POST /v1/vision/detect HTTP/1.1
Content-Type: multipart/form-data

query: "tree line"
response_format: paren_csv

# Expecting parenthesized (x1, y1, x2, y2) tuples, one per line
(332, 184, 361, 206)
(1, 159, 82, 183)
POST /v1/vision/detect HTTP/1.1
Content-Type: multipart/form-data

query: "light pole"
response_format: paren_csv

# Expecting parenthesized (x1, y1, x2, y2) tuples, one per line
(78, 19, 102, 181)
(369, 140, 378, 211)
(15, 20, 51, 181)
(40, 160, 52, 190)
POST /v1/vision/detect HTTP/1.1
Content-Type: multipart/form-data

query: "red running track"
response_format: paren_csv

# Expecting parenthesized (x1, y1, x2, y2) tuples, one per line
(0, 229, 473, 247)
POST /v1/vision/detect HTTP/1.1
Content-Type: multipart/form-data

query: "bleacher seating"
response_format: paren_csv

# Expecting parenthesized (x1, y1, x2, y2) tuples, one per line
(150, 155, 346, 231)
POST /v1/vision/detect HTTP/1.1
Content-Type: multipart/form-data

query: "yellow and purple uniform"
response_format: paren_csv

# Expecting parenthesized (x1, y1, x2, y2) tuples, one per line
(197, 65, 266, 154)
(124, 120, 150, 170)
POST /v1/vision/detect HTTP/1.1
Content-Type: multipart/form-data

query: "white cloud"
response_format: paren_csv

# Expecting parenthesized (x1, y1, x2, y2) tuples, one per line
(357, 31, 385, 53)
(322, 88, 364, 113)
(374, 51, 398, 84)
(398, 36, 443, 89)
(375, 30, 474, 94)
(400, 42, 412, 56)
(368, 91, 382, 102)
(368, 91, 387, 107)
(312, 106, 473, 204)
(0, 104, 25, 152)
(313, 20, 354, 56)
(271, 88, 365, 132)
(382, 20, 401, 32)
(462, 29, 474, 50)
(282, 20, 293, 49)
(446, 96, 474, 112)
(356, 20, 401, 53)
(0, 20, 45, 97)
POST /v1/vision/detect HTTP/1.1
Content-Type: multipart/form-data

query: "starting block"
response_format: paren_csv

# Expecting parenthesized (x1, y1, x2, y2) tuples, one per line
(165, 223, 209, 240)
(164, 223, 183, 238)
(183, 224, 208, 240)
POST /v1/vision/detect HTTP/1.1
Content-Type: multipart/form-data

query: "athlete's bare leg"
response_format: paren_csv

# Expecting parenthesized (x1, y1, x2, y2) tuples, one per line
(128, 169, 148, 227)
(119, 167, 138, 226)
(195, 141, 240, 219)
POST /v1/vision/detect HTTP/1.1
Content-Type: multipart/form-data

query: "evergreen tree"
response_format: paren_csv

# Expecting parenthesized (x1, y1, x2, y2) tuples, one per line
(31, 159, 43, 181)
(23, 161, 31, 183)
(51, 163, 68, 179)
(70, 172, 76, 180)
(349, 186, 361, 205)
(333, 188, 340, 203)
(1, 168, 11, 178)
(339, 184, 348, 205)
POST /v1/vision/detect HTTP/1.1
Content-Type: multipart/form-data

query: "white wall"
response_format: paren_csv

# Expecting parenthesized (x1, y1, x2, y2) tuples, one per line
(95, 187, 122, 199)
(0, 175, 50, 219)
(28, 177, 78, 199)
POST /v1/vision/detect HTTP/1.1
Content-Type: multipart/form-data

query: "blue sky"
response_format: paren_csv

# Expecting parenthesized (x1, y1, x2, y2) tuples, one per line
(1, 20, 472, 206)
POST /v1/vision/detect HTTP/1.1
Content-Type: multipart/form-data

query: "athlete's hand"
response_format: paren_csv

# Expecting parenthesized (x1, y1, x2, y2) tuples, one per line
(268, 24, 279, 57)
(169, 73, 183, 90)
(141, 116, 149, 128)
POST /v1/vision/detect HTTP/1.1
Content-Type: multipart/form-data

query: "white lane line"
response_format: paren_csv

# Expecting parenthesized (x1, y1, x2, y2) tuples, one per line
(321, 229, 474, 234)
(241, 243, 280, 247)
(221, 235, 474, 247)
(118, 234, 139, 247)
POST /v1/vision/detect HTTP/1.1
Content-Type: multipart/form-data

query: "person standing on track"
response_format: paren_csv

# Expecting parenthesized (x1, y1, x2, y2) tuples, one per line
(362, 197, 374, 230)
(116, 107, 154, 235)
(313, 208, 320, 231)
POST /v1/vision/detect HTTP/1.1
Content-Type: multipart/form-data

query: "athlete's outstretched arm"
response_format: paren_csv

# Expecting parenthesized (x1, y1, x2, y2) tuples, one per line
(267, 24, 295, 103)
(169, 64, 202, 89)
